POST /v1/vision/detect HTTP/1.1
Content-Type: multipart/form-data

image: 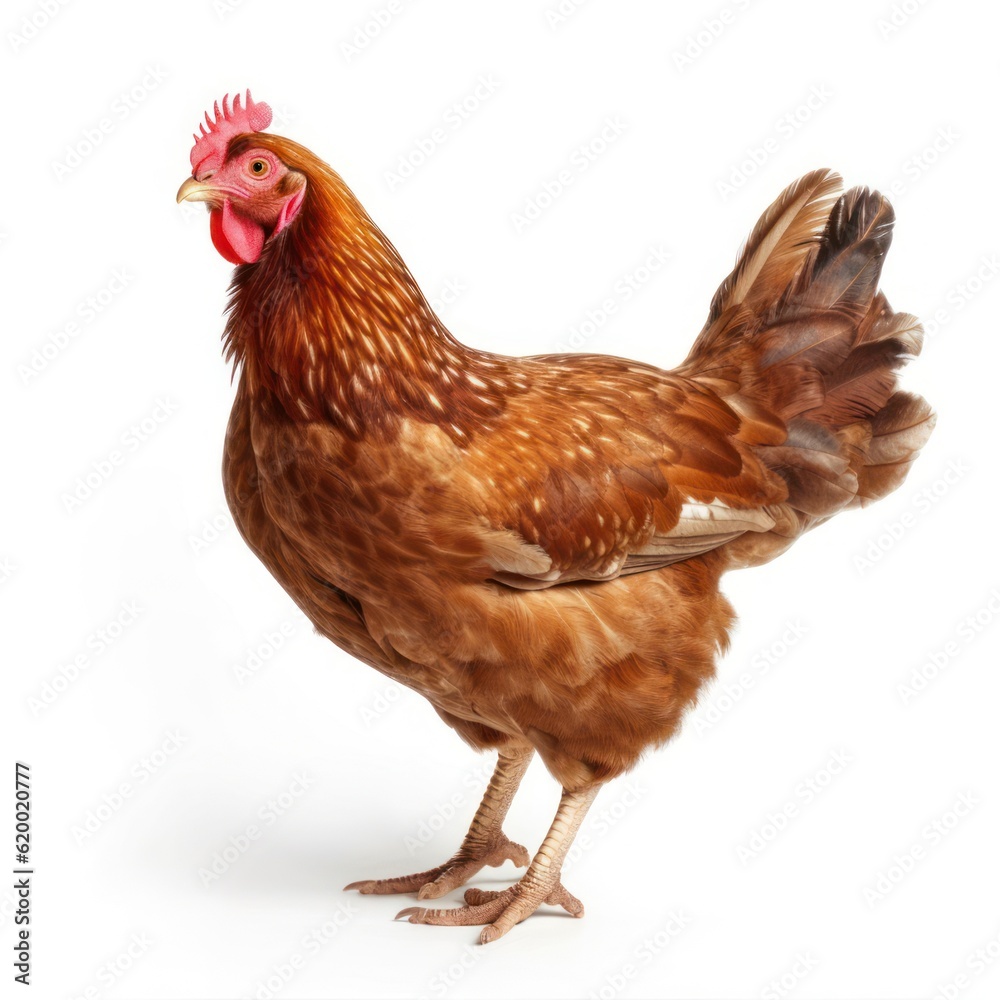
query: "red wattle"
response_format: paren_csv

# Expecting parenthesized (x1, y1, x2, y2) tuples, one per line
(210, 208, 243, 264)
(210, 200, 265, 265)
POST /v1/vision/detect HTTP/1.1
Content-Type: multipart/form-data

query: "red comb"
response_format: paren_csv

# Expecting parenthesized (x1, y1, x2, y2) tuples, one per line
(189, 90, 273, 177)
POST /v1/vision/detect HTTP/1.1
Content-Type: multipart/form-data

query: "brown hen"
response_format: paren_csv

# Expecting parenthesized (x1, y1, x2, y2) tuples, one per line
(178, 93, 934, 943)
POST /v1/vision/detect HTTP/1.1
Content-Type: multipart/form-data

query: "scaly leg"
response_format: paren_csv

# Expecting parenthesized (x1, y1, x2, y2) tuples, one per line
(397, 783, 601, 944)
(345, 748, 533, 900)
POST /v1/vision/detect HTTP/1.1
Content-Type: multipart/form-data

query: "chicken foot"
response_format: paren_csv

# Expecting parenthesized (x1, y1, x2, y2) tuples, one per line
(396, 783, 600, 944)
(345, 748, 533, 900)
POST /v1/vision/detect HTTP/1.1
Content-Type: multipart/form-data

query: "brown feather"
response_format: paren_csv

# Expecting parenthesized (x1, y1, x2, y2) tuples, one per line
(855, 392, 937, 505)
(704, 168, 843, 327)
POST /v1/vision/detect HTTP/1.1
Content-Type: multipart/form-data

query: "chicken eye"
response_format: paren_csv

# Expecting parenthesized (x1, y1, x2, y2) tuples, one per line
(248, 158, 270, 178)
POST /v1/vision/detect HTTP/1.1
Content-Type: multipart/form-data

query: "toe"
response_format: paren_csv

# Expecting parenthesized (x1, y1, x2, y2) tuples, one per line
(480, 922, 508, 944)
(344, 878, 391, 895)
(395, 877, 585, 939)
(344, 873, 433, 895)
(546, 884, 585, 916)
(347, 835, 525, 900)
(394, 895, 514, 927)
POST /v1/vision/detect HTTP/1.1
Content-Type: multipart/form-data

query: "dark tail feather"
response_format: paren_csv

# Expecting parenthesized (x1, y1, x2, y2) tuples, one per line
(684, 170, 933, 532)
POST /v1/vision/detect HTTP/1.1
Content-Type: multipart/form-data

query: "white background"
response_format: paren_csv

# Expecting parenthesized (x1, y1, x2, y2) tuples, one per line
(3, 0, 999, 997)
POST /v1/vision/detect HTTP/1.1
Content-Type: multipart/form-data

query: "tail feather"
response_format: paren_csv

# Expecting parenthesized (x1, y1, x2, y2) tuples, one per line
(855, 391, 936, 506)
(703, 168, 842, 328)
(795, 185, 895, 318)
(683, 169, 933, 540)
(807, 341, 901, 427)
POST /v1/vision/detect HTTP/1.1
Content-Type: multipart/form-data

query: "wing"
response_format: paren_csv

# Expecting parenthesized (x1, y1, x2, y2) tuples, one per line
(448, 354, 789, 590)
(245, 354, 789, 600)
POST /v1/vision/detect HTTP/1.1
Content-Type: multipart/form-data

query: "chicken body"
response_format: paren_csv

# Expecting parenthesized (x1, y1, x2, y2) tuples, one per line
(180, 103, 933, 942)
(224, 365, 743, 784)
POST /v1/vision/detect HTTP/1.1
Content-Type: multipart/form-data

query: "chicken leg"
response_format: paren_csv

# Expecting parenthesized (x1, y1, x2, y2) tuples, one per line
(396, 783, 600, 943)
(345, 748, 533, 900)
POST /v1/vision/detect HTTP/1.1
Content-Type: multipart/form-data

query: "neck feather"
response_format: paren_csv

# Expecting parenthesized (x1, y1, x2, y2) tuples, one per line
(223, 152, 513, 439)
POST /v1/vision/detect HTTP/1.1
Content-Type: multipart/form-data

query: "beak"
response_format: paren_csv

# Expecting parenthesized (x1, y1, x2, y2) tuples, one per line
(176, 176, 220, 205)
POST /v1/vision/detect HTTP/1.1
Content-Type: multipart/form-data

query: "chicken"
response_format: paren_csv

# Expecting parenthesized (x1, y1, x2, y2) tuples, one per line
(178, 92, 934, 943)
